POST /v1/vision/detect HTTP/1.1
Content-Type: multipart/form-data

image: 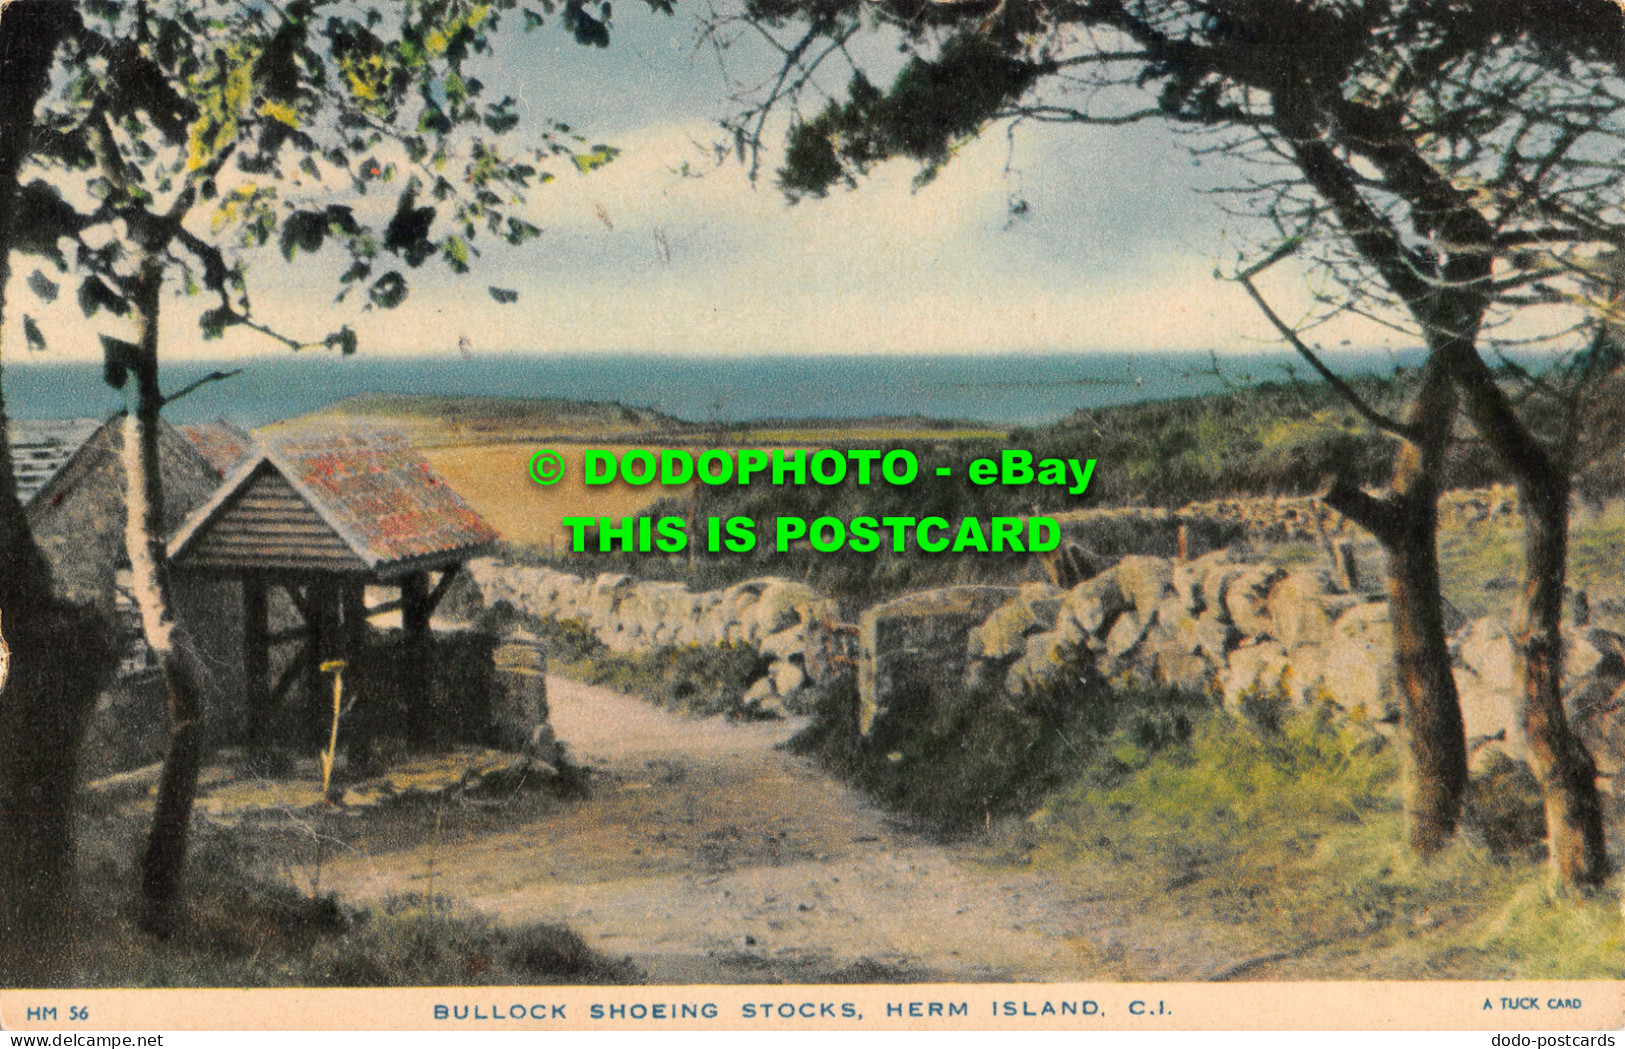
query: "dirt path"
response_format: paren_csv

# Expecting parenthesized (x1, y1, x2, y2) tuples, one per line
(317, 677, 1224, 983)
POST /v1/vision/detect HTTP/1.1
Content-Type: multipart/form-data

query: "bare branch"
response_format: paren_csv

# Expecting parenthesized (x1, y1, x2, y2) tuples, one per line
(159, 370, 243, 408)
(1232, 265, 1418, 442)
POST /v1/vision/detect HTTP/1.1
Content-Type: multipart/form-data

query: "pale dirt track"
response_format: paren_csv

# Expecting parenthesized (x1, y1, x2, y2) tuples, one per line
(318, 677, 1234, 983)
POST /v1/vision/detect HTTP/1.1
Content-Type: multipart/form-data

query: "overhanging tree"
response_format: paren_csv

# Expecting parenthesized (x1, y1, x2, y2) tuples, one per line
(9, 0, 641, 939)
(710, 0, 1625, 884)
(0, 0, 118, 988)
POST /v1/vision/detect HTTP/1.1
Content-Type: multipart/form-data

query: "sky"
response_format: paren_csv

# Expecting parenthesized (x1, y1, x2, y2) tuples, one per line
(2, 5, 1407, 363)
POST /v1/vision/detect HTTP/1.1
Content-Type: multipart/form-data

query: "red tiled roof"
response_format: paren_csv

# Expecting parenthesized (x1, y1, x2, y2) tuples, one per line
(170, 425, 498, 574)
(261, 428, 499, 567)
(179, 420, 255, 477)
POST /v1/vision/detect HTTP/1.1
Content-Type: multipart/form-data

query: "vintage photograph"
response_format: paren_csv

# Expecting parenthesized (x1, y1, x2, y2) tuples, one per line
(0, 0, 1623, 1022)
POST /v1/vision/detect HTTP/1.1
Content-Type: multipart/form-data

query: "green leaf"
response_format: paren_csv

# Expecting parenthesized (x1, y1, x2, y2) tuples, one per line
(279, 209, 328, 261)
(22, 315, 46, 353)
(326, 325, 359, 356)
(572, 144, 620, 174)
(385, 189, 437, 267)
(442, 235, 470, 273)
(199, 307, 238, 339)
(489, 286, 518, 304)
(27, 270, 59, 303)
(78, 277, 129, 318)
(368, 271, 408, 309)
(100, 335, 139, 389)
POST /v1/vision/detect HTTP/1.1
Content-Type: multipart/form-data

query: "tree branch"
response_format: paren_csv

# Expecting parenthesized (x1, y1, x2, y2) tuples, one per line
(1232, 267, 1419, 442)
(159, 370, 242, 408)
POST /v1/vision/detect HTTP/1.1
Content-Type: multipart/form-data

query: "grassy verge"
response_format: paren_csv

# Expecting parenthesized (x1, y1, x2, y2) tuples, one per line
(67, 824, 640, 987)
(791, 656, 1625, 977)
(1019, 706, 1625, 978)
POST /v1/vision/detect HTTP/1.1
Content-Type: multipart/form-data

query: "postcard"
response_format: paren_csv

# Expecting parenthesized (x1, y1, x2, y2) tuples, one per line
(0, 0, 1622, 1038)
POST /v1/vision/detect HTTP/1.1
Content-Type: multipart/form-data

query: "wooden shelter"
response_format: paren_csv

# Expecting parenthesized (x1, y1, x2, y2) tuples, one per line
(168, 428, 498, 749)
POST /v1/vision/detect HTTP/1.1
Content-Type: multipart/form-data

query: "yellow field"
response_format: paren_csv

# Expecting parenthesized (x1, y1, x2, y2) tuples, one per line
(423, 443, 698, 549)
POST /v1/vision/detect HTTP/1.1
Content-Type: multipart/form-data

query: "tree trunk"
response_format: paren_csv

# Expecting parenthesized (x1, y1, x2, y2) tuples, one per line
(1438, 341, 1610, 888)
(0, 0, 118, 987)
(1515, 474, 1609, 887)
(1327, 358, 1467, 854)
(124, 259, 208, 936)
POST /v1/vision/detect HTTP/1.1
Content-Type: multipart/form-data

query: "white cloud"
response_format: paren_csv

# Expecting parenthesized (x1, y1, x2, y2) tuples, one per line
(0, 116, 1403, 364)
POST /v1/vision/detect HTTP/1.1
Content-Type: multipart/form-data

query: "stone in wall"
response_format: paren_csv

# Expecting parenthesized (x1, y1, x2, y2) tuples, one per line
(464, 559, 846, 713)
(857, 586, 1018, 735)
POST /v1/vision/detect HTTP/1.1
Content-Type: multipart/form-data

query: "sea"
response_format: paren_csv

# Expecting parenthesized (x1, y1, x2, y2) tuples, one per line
(4, 349, 1434, 429)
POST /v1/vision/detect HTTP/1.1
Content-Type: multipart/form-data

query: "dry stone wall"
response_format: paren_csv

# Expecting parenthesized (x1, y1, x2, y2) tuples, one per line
(465, 559, 847, 713)
(859, 552, 1625, 786)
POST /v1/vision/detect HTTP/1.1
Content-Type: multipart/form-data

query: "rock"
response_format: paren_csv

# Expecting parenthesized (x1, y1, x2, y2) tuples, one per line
(772, 658, 807, 697)
(1451, 619, 1527, 757)
(1144, 603, 1236, 694)
(761, 623, 810, 660)
(1115, 555, 1175, 613)
(1314, 601, 1399, 717)
(1565, 627, 1625, 778)
(1172, 550, 1232, 615)
(1101, 609, 1150, 674)
(1454, 617, 1516, 695)
(969, 583, 1062, 662)
(1269, 571, 1359, 650)
(857, 586, 1018, 735)
(1222, 565, 1286, 638)
(1201, 562, 1248, 622)
(741, 675, 784, 716)
(1004, 616, 1091, 694)
(1060, 569, 1129, 638)
(738, 579, 832, 643)
(1222, 641, 1292, 710)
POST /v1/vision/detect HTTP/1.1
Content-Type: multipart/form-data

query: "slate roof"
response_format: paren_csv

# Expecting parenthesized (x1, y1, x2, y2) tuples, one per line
(169, 426, 499, 576)
(179, 420, 256, 477)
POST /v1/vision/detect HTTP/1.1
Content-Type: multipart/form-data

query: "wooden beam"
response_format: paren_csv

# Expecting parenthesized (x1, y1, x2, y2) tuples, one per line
(401, 572, 431, 748)
(302, 581, 341, 747)
(283, 583, 316, 625)
(244, 576, 270, 753)
(423, 563, 463, 616)
(270, 647, 304, 704)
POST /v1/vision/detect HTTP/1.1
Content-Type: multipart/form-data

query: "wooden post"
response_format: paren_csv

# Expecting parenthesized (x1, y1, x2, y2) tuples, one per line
(1176, 522, 1189, 562)
(243, 576, 269, 753)
(342, 582, 368, 656)
(301, 582, 341, 746)
(341, 581, 369, 758)
(401, 572, 432, 747)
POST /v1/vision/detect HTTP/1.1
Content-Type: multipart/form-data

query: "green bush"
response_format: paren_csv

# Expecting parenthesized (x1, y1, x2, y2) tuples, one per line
(790, 661, 1209, 829)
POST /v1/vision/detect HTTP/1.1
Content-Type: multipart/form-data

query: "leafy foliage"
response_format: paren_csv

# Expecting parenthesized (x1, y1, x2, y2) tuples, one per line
(17, 0, 651, 357)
